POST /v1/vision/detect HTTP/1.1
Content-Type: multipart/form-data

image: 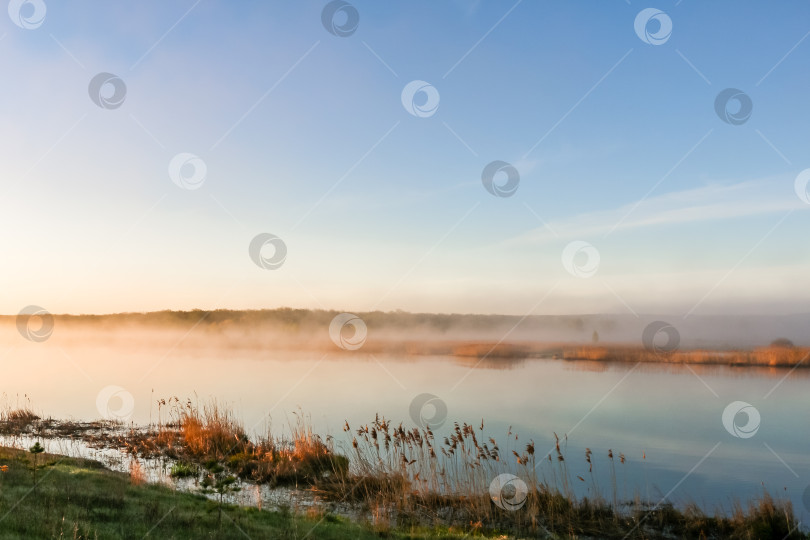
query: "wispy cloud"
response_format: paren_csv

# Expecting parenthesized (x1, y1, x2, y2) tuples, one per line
(508, 177, 806, 245)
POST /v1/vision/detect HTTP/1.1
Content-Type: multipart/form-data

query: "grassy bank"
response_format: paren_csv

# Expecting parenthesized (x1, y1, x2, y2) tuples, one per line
(1, 402, 806, 539)
(0, 445, 480, 539)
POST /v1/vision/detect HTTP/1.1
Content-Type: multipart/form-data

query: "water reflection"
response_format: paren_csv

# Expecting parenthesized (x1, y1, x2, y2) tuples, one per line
(0, 324, 808, 524)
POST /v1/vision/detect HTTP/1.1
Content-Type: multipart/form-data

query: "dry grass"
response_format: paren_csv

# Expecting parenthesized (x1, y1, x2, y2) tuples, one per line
(562, 344, 810, 368)
(0, 395, 40, 431)
(129, 458, 146, 485)
(114, 398, 348, 487)
(310, 415, 805, 539)
(1, 407, 39, 427)
(315, 416, 628, 535)
(328, 339, 810, 370)
(451, 343, 533, 359)
(354, 339, 810, 369)
(177, 400, 248, 458)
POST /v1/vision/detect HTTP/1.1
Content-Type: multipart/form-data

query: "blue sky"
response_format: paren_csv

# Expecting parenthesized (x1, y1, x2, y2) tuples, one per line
(2, 0, 810, 315)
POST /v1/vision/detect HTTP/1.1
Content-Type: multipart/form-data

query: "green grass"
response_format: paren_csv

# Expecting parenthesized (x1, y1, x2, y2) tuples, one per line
(0, 447, 489, 540)
(168, 461, 197, 479)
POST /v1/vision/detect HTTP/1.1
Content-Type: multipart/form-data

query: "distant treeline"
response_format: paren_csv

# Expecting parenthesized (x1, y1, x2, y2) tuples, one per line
(0, 308, 616, 334)
(1, 308, 806, 353)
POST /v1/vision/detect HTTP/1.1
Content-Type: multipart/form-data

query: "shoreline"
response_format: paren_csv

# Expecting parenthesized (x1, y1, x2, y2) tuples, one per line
(0, 403, 806, 539)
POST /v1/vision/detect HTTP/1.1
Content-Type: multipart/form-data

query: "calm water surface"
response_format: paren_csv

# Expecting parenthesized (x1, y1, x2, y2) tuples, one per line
(4, 335, 809, 520)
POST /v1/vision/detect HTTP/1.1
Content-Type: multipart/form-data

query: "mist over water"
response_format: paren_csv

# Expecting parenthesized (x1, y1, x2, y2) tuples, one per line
(4, 308, 808, 350)
(3, 311, 808, 523)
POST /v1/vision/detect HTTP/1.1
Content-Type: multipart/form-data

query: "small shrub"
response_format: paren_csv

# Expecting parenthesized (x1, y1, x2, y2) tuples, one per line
(169, 461, 197, 479)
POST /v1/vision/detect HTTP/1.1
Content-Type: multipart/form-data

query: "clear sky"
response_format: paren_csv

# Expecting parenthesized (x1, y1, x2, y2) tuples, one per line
(2, 0, 810, 316)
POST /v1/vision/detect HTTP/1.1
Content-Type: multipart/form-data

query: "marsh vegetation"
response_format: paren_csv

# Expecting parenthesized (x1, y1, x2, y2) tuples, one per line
(0, 400, 804, 539)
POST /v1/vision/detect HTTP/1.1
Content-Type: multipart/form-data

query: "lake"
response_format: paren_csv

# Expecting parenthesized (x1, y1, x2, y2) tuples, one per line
(2, 328, 808, 521)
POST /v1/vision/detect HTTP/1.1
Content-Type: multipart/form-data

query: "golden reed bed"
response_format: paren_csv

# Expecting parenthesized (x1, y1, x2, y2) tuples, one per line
(347, 340, 809, 369)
